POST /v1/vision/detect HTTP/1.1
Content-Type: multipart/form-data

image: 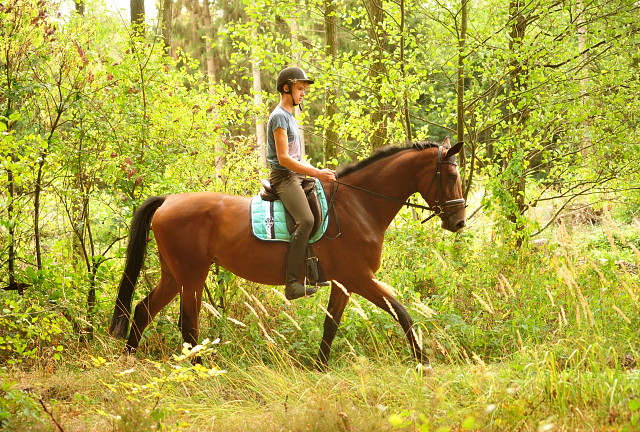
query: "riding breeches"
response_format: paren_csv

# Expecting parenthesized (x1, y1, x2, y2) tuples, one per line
(270, 169, 314, 238)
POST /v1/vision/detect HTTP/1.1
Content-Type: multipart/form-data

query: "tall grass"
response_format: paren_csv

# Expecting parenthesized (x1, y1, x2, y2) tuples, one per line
(3, 206, 640, 430)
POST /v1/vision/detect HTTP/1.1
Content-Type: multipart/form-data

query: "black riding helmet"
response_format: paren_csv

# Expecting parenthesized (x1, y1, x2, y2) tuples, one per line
(276, 67, 314, 94)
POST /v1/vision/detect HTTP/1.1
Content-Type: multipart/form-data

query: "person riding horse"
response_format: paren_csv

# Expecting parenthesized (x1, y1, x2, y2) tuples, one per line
(266, 67, 336, 300)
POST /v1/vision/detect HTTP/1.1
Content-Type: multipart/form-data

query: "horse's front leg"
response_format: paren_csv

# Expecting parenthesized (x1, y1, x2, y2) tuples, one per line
(316, 281, 351, 369)
(351, 278, 426, 365)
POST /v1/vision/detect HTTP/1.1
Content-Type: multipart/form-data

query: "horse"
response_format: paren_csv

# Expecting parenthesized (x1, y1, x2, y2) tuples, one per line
(108, 137, 466, 367)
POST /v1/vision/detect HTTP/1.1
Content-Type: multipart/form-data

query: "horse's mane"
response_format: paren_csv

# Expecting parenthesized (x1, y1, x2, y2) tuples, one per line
(336, 140, 440, 178)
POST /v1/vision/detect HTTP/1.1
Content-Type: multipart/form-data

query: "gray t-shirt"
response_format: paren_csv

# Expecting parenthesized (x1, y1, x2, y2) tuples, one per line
(266, 105, 301, 171)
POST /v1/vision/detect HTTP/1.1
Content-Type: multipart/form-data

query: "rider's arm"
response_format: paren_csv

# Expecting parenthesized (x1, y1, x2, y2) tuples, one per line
(274, 127, 336, 182)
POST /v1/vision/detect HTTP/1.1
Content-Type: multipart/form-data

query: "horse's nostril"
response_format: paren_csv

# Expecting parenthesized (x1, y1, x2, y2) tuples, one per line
(456, 220, 466, 230)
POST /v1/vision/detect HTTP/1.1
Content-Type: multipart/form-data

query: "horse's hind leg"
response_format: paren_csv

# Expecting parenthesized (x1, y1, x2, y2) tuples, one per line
(316, 282, 351, 369)
(178, 284, 204, 349)
(126, 253, 180, 352)
(351, 278, 425, 364)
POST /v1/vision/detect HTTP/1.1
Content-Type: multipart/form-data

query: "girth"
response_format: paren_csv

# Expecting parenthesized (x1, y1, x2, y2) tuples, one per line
(259, 178, 323, 238)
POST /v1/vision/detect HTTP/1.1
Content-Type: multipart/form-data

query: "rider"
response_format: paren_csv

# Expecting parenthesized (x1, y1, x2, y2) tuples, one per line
(267, 67, 336, 300)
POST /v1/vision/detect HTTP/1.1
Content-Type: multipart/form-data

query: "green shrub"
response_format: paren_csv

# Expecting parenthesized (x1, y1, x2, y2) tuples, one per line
(0, 295, 68, 365)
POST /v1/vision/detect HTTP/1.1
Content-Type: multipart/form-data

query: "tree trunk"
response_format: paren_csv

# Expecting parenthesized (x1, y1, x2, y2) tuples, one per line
(72, 136, 87, 290)
(34, 157, 45, 270)
(577, 0, 590, 156)
(323, 0, 339, 168)
(189, 0, 201, 57)
(160, 0, 173, 51)
(457, 0, 468, 178)
(130, 0, 145, 35)
(34, 106, 64, 270)
(2, 53, 17, 290)
(400, 0, 411, 143)
(507, 0, 529, 242)
(85, 211, 96, 340)
(364, 0, 387, 152)
(290, 17, 306, 157)
(203, 0, 216, 93)
(75, 0, 85, 16)
(6, 155, 16, 289)
(253, 48, 266, 168)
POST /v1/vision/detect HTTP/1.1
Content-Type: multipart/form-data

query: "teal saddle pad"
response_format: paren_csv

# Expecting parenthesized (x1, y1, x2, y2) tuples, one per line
(250, 178, 329, 243)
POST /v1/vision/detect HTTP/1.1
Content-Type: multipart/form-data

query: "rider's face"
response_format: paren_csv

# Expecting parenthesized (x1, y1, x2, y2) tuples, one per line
(290, 82, 309, 104)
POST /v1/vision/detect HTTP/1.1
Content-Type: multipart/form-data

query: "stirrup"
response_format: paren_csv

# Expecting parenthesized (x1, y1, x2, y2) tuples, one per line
(306, 278, 330, 287)
(285, 282, 317, 300)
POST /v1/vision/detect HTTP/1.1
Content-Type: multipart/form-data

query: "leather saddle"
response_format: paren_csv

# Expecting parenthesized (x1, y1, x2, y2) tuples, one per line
(259, 177, 323, 238)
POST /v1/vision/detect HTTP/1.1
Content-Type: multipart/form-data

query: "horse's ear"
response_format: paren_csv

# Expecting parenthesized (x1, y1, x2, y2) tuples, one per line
(442, 136, 451, 148)
(446, 141, 464, 157)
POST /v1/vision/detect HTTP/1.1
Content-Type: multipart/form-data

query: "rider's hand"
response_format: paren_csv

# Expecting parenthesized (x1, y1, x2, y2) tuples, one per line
(315, 168, 337, 183)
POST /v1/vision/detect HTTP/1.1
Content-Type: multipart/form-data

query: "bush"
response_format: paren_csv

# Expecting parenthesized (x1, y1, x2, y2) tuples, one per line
(0, 294, 68, 366)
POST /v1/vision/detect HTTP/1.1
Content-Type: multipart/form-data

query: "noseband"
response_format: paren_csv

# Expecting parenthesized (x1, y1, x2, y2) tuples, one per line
(325, 146, 466, 239)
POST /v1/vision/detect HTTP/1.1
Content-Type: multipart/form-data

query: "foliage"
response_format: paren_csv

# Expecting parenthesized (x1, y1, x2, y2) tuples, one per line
(92, 339, 224, 431)
(0, 294, 67, 365)
(0, 372, 44, 430)
(189, 0, 640, 240)
(0, 0, 639, 430)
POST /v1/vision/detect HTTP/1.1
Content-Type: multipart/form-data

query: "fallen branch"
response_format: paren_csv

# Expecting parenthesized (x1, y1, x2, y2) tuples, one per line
(39, 398, 65, 432)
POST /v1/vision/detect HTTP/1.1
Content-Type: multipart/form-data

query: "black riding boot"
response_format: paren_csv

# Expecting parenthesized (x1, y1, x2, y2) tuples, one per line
(285, 230, 318, 300)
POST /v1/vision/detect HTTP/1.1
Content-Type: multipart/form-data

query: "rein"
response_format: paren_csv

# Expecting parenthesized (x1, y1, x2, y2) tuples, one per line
(324, 146, 466, 239)
(333, 181, 440, 219)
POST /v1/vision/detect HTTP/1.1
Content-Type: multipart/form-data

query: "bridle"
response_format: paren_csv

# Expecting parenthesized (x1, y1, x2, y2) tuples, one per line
(324, 146, 466, 239)
(423, 145, 466, 219)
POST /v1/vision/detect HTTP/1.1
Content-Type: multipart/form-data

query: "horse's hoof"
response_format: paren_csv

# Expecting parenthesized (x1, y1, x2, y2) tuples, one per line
(118, 346, 137, 365)
(415, 362, 433, 376)
(314, 359, 329, 372)
(118, 353, 136, 366)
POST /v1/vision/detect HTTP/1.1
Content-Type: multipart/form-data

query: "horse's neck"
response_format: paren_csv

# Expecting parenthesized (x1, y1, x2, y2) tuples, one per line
(341, 151, 423, 230)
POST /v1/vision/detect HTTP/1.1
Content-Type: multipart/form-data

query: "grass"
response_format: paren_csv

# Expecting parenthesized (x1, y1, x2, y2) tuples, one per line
(9, 342, 640, 431)
(2, 203, 640, 431)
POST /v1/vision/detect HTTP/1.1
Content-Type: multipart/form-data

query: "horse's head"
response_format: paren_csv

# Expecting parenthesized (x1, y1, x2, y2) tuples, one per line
(417, 137, 467, 232)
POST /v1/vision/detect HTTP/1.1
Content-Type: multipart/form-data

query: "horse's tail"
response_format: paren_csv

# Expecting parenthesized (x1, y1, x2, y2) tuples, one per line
(109, 196, 166, 339)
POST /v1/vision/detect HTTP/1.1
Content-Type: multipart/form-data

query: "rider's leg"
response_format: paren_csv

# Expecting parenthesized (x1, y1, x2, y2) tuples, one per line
(272, 171, 317, 300)
(284, 230, 316, 300)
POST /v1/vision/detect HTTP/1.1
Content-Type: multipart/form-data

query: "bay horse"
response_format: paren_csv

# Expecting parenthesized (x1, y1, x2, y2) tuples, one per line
(108, 138, 466, 367)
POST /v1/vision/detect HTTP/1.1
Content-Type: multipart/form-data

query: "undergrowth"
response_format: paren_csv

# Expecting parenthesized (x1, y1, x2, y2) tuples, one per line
(1, 206, 639, 431)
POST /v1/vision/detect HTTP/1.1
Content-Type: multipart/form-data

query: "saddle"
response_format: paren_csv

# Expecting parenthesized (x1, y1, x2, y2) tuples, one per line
(257, 177, 328, 285)
(259, 177, 323, 239)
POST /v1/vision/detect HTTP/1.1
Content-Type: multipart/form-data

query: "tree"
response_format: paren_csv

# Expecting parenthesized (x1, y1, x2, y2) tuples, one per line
(364, 0, 388, 151)
(252, 18, 265, 168)
(323, 0, 339, 168)
(399, 0, 412, 143)
(0, 0, 45, 291)
(456, 0, 468, 190)
(75, 0, 85, 16)
(131, 0, 145, 34)
(290, 17, 307, 157)
(160, 0, 173, 50)
(202, 0, 217, 90)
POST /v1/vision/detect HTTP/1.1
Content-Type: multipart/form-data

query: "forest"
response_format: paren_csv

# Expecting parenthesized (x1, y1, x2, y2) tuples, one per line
(1, 0, 639, 430)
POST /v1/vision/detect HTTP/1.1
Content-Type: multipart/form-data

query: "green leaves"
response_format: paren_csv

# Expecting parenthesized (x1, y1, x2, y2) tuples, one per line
(0, 296, 66, 365)
(631, 398, 640, 428)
